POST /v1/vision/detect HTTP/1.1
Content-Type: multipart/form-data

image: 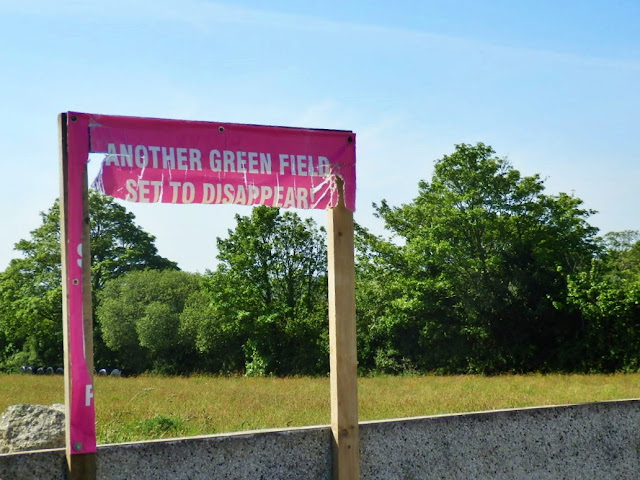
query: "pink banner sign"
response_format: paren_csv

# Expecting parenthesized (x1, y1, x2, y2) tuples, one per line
(88, 113, 356, 211)
(63, 112, 356, 456)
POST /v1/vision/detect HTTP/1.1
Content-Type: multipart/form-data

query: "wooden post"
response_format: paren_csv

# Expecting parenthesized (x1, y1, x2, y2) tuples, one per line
(327, 177, 359, 479)
(59, 113, 97, 479)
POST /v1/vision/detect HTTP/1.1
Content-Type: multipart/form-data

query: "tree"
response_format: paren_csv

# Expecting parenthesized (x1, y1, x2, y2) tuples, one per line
(566, 231, 640, 371)
(96, 269, 201, 373)
(599, 230, 640, 279)
(179, 288, 247, 373)
(0, 191, 177, 369)
(192, 207, 329, 375)
(357, 143, 599, 373)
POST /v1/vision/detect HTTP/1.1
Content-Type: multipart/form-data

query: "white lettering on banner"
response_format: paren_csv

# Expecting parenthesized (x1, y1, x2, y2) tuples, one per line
(76, 243, 82, 268)
(273, 186, 284, 207)
(149, 146, 161, 166)
(182, 182, 195, 203)
(162, 147, 175, 169)
(209, 150, 273, 174)
(248, 152, 259, 173)
(169, 181, 181, 203)
(124, 179, 163, 202)
(260, 185, 273, 203)
(197, 183, 314, 208)
(237, 151, 247, 172)
(122, 179, 318, 207)
(104, 144, 332, 178)
(202, 183, 216, 204)
(119, 144, 133, 167)
(85, 384, 94, 407)
(278, 154, 329, 176)
(125, 179, 136, 200)
(249, 185, 260, 203)
(177, 148, 188, 170)
(134, 145, 147, 168)
(189, 149, 202, 170)
(105, 143, 119, 166)
(104, 144, 204, 170)
(223, 184, 234, 203)
(235, 184, 247, 204)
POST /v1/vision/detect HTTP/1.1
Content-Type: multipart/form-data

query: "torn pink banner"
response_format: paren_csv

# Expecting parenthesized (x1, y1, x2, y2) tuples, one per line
(87, 113, 356, 211)
(62, 112, 356, 456)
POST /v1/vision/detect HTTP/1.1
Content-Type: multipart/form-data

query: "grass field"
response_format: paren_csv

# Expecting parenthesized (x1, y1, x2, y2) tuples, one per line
(0, 373, 638, 445)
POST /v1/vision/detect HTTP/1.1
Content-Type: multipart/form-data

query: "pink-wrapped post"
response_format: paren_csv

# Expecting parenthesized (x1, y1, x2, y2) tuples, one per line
(59, 113, 97, 479)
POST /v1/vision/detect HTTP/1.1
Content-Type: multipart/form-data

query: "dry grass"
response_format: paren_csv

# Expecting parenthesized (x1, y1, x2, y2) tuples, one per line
(0, 373, 638, 445)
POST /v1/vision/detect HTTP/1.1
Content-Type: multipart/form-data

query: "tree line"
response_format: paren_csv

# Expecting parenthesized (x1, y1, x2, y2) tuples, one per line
(1, 143, 638, 375)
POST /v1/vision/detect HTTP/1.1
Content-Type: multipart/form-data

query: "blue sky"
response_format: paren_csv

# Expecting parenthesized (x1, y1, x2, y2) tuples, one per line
(1, 0, 638, 272)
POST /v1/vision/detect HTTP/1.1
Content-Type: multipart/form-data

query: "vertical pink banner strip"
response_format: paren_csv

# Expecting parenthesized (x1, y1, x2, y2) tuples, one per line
(66, 114, 97, 454)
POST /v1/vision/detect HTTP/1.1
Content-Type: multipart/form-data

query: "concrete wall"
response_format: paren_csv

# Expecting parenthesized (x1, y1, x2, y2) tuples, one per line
(1, 399, 638, 479)
(359, 399, 640, 479)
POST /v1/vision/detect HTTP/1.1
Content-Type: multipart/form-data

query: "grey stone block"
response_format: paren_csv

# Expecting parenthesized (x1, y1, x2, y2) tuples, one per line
(0, 404, 66, 454)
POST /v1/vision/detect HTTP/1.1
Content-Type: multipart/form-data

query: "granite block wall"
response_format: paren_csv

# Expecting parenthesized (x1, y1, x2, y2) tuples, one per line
(1, 399, 637, 479)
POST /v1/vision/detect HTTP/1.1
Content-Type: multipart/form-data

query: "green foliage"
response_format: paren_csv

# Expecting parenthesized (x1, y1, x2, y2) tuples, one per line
(3, 145, 638, 376)
(0, 192, 177, 369)
(566, 231, 640, 372)
(357, 143, 599, 373)
(96, 207, 328, 376)
(190, 207, 329, 376)
(0, 264, 62, 367)
(96, 269, 201, 374)
(179, 288, 246, 373)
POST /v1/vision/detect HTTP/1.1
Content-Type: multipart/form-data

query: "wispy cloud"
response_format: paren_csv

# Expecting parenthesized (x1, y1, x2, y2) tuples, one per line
(5, 0, 639, 72)
(5, 0, 640, 71)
